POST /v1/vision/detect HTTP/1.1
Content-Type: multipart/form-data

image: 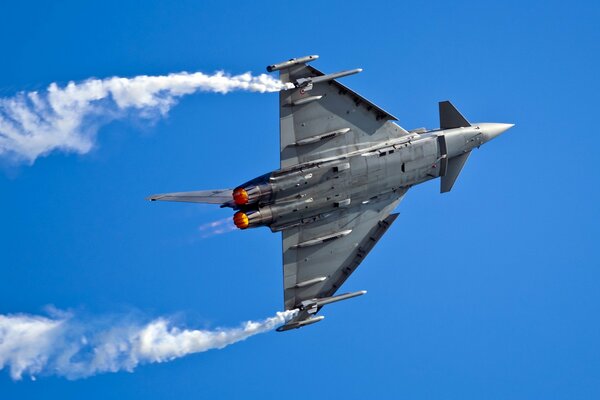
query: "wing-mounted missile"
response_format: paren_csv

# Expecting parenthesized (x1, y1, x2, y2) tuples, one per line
(266, 55, 319, 72)
(276, 290, 367, 332)
(293, 68, 363, 90)
(299, 290, 367, 314)
(266, 55, 361, 91)
(276, 316, 324, 332)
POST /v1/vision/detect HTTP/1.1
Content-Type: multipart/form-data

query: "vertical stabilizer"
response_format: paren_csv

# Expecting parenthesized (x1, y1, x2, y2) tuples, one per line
(439, 101, 471, 129)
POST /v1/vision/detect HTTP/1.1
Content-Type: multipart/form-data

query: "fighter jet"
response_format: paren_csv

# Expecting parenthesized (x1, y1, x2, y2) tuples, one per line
(148, 55, 513, 331)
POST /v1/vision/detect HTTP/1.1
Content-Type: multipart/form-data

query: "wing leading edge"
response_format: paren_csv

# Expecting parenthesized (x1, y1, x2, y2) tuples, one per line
(275, 57, 409, 168)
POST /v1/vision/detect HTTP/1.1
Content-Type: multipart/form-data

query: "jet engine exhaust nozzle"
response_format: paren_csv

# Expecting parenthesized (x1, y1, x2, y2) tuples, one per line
(233, 211, 250, 229)
(233, 208, 273, 230)
(232, 185, 273, 206)
(233, 188, 249, 205)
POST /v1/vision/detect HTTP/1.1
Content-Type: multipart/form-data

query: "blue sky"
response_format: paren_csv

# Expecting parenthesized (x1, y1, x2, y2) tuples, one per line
(1, 0, 599, 398)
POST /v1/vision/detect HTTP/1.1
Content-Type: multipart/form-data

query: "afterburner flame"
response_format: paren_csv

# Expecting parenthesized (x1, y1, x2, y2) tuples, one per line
(233, 188, 249, 205)
(233, 211, 249, 229)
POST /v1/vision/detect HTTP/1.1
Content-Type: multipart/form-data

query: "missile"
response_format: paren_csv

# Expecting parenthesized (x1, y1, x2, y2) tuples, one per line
(313, 290, 367, 307)
(266, 55, 319, 72)
(294, 68, 363, 88)
(299, 290, 367, 314)
(276, 316, 325, 332)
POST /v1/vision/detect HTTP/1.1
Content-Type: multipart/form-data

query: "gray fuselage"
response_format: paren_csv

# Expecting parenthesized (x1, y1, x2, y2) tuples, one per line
(233, 122, 510, 231)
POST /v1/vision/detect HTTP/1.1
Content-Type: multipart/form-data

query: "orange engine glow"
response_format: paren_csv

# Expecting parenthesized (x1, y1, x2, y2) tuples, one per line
(233, 188, 249, 205)
(233, 211, 249, 229)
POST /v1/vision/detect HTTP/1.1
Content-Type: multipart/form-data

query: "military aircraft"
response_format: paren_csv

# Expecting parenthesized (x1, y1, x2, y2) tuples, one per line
(148, 55, 513, 332)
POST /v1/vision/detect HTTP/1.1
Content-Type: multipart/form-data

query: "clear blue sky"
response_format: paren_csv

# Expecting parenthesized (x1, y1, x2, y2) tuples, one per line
(1, 0, 599, 398)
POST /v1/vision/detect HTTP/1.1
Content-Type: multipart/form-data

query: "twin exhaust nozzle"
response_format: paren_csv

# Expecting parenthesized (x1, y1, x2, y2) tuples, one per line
(232, 185, 274, 229)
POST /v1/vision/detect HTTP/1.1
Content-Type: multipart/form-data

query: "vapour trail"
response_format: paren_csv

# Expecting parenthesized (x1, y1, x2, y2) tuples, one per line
(0, 309, 296, 380)
(198, 217, 237, 238)
(0, 71, 291, 164)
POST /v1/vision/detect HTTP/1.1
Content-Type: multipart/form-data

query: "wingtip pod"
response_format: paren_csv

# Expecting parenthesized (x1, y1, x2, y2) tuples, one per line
(276, 290, 367, 332)
(266, 55, 319, 72)
(276, 316, 325, 332)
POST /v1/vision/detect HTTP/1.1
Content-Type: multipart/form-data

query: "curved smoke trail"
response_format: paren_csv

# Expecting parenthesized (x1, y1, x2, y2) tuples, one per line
(0, 70, 290, 164)
(0, 309, 296, 380)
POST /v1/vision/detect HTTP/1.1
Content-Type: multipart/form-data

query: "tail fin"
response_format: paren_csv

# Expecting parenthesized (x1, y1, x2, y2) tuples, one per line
(147, 189, 232, 206)
(439, 101, 470, 129)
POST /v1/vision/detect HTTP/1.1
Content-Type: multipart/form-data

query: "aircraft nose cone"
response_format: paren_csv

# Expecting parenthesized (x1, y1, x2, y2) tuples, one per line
(478, 122, 514, 142)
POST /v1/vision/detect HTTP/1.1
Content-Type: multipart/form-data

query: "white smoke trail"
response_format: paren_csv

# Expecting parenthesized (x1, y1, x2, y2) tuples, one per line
(0, 71, 291, 164)
(0, 309, 296, 380)
(198, 217, 237, 238)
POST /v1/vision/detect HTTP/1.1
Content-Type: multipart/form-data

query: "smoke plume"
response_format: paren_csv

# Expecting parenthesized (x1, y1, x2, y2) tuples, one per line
(198, 217, 237, 238)
(0, 309, 296, 380)
(0, 71, 290, 164)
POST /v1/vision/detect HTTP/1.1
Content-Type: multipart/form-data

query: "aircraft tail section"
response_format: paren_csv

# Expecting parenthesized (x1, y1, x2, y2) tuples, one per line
(146, 189, 233, 206)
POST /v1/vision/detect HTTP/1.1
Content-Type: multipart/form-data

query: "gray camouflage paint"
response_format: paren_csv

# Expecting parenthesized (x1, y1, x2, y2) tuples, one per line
(148, 56, 513, 331)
